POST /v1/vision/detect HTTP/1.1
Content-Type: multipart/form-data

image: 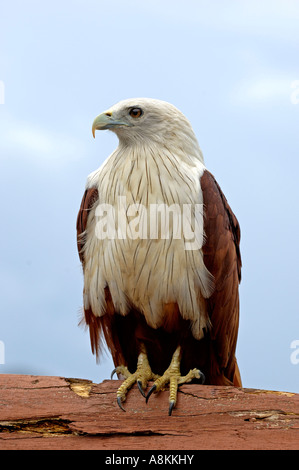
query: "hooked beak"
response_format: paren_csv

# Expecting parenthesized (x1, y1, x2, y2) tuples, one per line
(92, 112, 131, 138)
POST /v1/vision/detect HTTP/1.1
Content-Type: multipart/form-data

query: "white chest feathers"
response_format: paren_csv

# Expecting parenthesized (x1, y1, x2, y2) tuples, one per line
(82, 144, 214, 339)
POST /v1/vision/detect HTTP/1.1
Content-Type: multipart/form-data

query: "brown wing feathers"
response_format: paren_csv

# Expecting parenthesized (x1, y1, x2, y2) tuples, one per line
(77, 189, 130, 364)
(76, 187, 103, 358)
(201, 170, 242, 386)
(76, 187, 98, 264)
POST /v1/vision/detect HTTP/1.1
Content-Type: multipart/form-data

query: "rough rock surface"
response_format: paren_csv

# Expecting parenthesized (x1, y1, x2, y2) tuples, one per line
(0, 374, 298, 450)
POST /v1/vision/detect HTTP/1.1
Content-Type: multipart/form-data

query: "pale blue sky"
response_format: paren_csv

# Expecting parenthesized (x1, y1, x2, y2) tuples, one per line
(0, 0, 298, 393)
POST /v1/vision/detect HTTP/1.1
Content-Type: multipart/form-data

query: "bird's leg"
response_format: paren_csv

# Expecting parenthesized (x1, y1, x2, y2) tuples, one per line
(111, 342, 160, 411)
(146, 345, 205, 415)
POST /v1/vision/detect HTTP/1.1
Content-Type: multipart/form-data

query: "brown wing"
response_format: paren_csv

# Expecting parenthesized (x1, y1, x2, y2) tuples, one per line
(76, 187, 105, 357)
(76, 188, 130, 365)
(76, 186, 135, 365)
(201, 170, 242, 386)
(76, 187, 99, 264)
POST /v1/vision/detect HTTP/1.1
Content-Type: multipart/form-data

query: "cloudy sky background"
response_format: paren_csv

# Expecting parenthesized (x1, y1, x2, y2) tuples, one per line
(0, 0, 298, 393)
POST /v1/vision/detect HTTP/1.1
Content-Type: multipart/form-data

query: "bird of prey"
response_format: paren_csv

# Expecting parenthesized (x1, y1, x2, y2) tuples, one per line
(77, 98, 242, 415)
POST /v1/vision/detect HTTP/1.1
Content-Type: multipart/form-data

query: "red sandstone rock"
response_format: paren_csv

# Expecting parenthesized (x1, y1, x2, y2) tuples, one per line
(0, 374, 298, 450)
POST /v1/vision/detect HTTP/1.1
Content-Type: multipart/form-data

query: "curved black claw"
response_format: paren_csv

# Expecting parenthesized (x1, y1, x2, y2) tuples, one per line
(168, 400, 175, 416)
(117, 396, 126, 412)
(111, 368, 117, 380)
(137, 380, 146, 398)
(145, 384, 156, 403)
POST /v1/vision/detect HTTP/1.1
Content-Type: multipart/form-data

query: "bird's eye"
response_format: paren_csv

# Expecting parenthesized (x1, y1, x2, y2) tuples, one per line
(129, 107, 143, 118)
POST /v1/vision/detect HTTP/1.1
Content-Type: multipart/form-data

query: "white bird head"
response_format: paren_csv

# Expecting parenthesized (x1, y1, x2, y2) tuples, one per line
(92, 98, 204, 163)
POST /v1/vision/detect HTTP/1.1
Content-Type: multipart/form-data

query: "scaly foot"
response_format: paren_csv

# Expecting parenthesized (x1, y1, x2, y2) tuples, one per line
(111, 343, 159, 411)
(145, 346, 205, 415)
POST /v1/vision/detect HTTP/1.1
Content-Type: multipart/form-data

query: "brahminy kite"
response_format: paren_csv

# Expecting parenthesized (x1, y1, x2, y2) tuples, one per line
(77, 98, 242, 415)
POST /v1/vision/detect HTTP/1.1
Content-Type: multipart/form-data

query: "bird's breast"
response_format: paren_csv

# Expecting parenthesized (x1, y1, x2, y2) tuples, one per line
(83, 147, 214, 338)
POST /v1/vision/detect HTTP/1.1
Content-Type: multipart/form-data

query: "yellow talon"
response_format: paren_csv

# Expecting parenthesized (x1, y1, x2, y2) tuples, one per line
(145, 346, 205, 415)
(111, 343, 159, 411)
(112, 344, 204, 414)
